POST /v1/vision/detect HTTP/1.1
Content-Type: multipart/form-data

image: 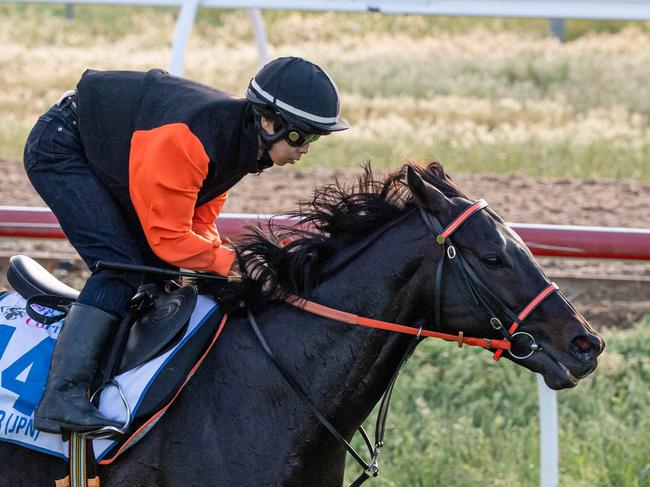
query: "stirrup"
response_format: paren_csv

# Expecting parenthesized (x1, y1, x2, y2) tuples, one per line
(86, 379, 131, 440)
(84, 424, 127, 441)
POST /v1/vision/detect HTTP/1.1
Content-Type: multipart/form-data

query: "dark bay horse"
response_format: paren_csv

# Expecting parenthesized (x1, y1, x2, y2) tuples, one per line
(0, 162, 603, 486)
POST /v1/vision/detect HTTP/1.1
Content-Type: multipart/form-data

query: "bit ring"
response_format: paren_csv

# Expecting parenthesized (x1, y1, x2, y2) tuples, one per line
(507, 331, 539, 360)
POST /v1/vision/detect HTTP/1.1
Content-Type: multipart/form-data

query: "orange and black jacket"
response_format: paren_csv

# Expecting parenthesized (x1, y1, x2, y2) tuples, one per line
(76, 69, 270, 275)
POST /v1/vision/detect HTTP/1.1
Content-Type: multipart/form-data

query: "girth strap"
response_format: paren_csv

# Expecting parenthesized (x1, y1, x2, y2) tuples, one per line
(69, 432, 87, 487)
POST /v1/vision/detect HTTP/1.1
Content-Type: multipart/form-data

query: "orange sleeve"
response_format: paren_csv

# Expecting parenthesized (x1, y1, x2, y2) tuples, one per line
(129, 123, 236, 275)
(192, 193, 228, 242)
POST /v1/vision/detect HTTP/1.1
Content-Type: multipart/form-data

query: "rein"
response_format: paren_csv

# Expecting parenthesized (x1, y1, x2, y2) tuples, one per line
(247, 198, 560, 485)
(285, 295, 511, 352)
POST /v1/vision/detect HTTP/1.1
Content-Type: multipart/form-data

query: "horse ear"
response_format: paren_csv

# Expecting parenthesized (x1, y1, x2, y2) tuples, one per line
(405, 165, 450, 213)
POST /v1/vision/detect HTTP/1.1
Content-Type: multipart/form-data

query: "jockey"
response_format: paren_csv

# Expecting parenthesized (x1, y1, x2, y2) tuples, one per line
(23, 57, 348, 434)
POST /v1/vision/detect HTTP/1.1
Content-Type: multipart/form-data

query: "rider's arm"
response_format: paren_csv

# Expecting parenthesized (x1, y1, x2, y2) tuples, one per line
(129, 123, 236, 275)
(192, 192, 228, 242)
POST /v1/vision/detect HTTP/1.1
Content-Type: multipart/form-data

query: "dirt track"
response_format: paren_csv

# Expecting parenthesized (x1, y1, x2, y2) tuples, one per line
(1, 158, 648, 330)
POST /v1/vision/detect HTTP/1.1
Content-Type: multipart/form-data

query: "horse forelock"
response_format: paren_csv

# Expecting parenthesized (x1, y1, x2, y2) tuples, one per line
(210, 161, 461, 310)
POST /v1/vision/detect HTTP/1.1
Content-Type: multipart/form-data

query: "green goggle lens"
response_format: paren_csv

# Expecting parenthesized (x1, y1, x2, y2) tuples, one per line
(286, 129, 321, 147)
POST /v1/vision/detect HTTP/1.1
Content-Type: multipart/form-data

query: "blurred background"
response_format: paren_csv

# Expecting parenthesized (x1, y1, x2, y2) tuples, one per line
(1, 7, 650, 177)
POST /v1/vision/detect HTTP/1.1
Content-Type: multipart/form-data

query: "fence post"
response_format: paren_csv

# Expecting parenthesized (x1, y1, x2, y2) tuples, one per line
(247, 9, 271, 67)
(169, 0, 201, 76)
(550, 18, 566, 42)
(537, 374, 559, 487)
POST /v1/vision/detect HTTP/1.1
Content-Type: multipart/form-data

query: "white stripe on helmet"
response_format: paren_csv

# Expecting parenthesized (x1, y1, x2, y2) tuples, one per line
(250, 78, 339, 125)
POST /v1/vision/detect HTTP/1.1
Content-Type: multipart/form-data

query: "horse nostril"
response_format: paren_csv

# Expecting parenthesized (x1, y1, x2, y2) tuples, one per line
(573, 335, 593, 351)
(571, 334, 602, 360)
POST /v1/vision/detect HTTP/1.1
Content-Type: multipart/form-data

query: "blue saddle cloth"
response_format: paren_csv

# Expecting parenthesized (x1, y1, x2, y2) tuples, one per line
(0, 291, 223, 461)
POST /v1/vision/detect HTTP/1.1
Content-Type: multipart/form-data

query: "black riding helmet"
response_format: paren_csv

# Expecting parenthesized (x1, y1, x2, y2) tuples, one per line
(246, 57, 349, 150)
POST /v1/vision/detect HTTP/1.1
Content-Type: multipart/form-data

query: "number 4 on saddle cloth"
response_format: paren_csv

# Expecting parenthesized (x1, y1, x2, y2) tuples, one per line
(0, 255, 226, 463)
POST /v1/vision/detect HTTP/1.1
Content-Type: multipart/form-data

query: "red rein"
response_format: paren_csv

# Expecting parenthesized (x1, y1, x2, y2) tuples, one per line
(286, 282, 559, 361)
(286, 295, 512, 352)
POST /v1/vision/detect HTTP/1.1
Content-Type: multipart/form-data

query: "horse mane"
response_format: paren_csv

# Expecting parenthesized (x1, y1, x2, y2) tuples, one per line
(207, 161, 468, 311)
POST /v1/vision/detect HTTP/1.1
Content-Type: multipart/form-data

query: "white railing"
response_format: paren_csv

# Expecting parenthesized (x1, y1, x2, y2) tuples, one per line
(5, 2, 648, 485)
(5, 0, 650, 73)
(9, 0, 650, 18)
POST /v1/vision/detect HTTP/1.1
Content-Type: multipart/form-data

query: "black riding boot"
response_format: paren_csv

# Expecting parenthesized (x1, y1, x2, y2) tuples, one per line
(35, 303, 124, 434)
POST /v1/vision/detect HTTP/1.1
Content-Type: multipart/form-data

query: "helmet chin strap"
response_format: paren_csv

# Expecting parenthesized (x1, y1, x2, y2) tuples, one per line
(254, 111, 294, 169)
(252, 117, 279, 169)
(253, 111, 287, 152)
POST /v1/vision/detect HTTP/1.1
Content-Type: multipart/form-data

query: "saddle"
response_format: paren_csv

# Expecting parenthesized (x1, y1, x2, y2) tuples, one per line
(1, 255, 227, 477)
(6, 255, 197, 375)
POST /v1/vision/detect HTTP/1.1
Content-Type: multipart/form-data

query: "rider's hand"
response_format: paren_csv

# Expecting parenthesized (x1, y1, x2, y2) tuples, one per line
(223, 242, 241, 278)
(228, 258, 240, 277)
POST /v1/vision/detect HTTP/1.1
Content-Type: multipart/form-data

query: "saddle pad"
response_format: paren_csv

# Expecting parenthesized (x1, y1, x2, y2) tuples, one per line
(0, 291, 221, 460)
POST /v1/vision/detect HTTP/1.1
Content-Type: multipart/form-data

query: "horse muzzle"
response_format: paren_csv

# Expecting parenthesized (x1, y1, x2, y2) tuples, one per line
(510, 327, 605, 390)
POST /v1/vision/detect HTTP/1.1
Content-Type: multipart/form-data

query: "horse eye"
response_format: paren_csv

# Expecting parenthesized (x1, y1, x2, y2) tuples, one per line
(481, 254, 503, 268)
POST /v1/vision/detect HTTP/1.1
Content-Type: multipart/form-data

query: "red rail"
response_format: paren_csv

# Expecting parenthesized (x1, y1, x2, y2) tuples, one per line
(0, 206, 648, 261)
(508, 223, 650, 261)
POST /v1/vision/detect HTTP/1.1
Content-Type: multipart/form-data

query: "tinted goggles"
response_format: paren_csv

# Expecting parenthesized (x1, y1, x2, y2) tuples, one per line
(284, 126, 321, 147)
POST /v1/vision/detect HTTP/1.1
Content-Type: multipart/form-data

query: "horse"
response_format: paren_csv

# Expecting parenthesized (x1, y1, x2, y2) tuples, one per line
(0, 162, 604, 486)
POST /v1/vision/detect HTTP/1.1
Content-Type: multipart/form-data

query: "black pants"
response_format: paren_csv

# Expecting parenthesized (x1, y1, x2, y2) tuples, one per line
(23, 94, 164, 317)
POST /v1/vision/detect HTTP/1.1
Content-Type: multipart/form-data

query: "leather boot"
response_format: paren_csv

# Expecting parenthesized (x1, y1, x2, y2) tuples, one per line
(35, 303, 124, 434)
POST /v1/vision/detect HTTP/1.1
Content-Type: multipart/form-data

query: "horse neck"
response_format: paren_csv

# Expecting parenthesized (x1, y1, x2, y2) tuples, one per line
(274, 212, 434, 483)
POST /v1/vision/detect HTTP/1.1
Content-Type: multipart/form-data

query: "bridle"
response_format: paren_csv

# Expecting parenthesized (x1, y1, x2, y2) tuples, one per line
(418, 199, 559, 361)
(247, 198, 560, 485)
(284, 199, 559, 360)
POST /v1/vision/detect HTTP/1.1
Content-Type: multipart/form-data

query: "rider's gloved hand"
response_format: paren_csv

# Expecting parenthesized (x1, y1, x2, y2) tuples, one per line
(223, 241, 241, 279)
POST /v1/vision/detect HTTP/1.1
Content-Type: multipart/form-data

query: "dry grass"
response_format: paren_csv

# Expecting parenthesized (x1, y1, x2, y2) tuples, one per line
(1, 6, 649, 179)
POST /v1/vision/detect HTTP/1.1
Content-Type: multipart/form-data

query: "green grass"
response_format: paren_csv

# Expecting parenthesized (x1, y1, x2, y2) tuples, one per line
(1, 6, 649, 179)
(345, 317, 650, 486)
